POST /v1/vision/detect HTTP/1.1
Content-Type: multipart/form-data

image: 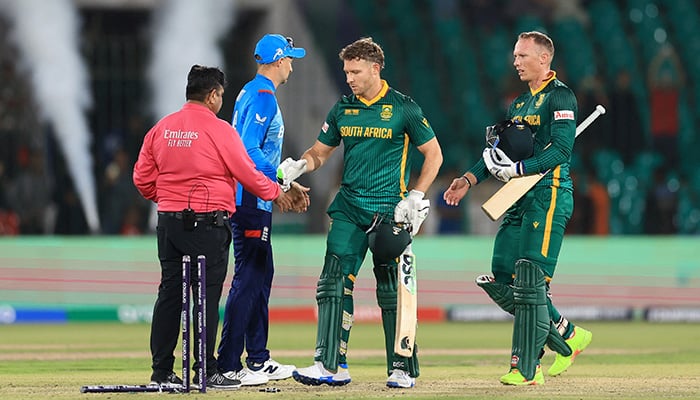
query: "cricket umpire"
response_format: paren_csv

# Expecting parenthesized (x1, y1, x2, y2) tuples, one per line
(133, 65, 295, 389)
(444, 32, 592, 385)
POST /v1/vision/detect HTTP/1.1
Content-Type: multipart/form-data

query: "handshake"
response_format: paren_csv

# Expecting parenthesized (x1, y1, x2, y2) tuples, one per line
(274, 157, 309, 213)
(276, 157, 308, 191)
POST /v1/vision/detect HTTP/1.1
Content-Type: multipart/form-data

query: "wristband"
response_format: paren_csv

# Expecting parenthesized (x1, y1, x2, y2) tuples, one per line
(460, 175, 472, 188)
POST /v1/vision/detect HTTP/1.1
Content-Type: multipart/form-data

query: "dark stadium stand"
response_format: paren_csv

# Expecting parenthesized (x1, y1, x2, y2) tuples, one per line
(0, 0, 697, 235)
(318, 0, 699, 234)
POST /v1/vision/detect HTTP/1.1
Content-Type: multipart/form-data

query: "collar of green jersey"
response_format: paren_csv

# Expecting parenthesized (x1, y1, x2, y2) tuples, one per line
(530, 71, 557, 96)
(358, 80, 390, 106)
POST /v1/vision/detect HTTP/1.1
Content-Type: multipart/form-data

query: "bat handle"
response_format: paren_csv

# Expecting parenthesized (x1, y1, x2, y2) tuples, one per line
(575, 104, 606, 137)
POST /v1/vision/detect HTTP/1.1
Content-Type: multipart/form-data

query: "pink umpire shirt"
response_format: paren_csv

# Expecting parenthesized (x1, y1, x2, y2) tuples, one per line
(133, 102, 280, 214)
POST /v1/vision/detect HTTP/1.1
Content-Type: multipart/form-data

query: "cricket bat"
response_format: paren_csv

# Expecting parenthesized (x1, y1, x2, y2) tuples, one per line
(481, 105, 606, 220)
(395, 243, 417, 357)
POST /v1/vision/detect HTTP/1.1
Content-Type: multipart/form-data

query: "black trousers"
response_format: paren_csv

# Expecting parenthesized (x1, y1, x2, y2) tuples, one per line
(150, 212, 231, 378)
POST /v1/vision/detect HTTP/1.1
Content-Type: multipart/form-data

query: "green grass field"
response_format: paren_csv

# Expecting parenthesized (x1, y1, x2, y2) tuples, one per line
(1, 321, 699, 399)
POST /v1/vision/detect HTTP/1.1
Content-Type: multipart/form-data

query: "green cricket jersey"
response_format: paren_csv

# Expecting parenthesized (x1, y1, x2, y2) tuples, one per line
(318, 80, 436, 213)
(470, 73, 577, 190)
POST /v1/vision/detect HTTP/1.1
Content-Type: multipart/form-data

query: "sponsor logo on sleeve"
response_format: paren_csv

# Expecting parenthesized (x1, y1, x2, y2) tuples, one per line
(553, 110, 575, 120)
(321, 121, 329, 133)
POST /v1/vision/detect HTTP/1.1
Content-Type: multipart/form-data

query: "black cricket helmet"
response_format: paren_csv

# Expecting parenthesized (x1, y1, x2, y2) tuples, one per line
(485, 119, 534, 161)
(366, 212, 411, 262)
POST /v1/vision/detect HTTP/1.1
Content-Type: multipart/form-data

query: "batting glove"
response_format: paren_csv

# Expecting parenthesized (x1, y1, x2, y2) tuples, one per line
(482, 147, 525, 183)
(394, 190, 430, 235)
(276, 157, 307, 192)
(410, 199, 430, 235)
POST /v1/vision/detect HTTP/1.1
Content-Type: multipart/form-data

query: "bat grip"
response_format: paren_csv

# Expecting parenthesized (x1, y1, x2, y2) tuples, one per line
(575, 104, 606, 137)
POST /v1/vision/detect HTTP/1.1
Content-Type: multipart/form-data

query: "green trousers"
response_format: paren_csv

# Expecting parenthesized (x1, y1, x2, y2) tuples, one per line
(492, 185, 573, 326)
(312, 194, 418, 376)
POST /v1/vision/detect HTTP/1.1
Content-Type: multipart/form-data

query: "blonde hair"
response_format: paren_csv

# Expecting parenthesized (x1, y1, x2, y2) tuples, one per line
(339, 37, 385, 69)
(518, 31, 555, 56)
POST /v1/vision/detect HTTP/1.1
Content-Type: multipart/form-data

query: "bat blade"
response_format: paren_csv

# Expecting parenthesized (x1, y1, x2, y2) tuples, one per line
(480, 105, 606, 220)
(481, 173, 544, 220)
(395, 244, 417, 357)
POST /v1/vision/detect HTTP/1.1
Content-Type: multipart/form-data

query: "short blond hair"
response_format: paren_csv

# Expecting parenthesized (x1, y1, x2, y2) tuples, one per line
(339, 37, 385, 69)
(518, 31, 554, 56)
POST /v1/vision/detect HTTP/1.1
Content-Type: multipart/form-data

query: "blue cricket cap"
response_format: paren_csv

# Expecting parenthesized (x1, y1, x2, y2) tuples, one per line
(254, 34, 306, 64)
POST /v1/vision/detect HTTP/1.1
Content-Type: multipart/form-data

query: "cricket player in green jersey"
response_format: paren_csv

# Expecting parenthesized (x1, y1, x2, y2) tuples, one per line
(444, 31, 592, 386)
(278, 37, 442, 389)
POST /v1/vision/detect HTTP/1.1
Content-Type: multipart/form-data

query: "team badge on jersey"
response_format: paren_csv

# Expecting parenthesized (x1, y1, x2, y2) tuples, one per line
(534, 93, 546, 108)
(380, 105, 393, 121)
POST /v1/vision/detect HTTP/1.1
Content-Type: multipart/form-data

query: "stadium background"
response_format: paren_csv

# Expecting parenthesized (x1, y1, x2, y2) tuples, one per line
(0, 0, 698, 324)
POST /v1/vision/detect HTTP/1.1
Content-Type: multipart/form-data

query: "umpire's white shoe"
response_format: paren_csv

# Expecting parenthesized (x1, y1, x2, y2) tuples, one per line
(250, 358, 295, 380)
(386, 369, 415, 388)
(292, 361, 351, 386)
(222, 368, 269, 386)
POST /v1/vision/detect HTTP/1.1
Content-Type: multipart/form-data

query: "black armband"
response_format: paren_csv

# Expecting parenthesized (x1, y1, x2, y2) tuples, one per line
(460, 175, 472, 188)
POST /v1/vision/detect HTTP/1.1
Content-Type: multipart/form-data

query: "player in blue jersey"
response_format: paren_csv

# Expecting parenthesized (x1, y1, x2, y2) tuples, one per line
(217, 33, 309, 386)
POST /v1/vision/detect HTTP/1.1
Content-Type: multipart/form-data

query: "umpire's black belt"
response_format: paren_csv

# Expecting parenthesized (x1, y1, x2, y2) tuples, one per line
(158, 210, 229, 225)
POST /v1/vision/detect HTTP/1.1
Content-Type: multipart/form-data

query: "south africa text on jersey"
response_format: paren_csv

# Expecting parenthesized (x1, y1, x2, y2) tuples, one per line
(163, 129, 199, 147)
(340, 126, 393, 139)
